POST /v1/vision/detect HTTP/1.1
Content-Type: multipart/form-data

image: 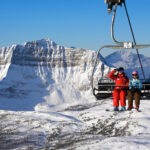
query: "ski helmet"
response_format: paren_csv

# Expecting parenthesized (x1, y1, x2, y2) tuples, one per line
(132, 70, 138, 75)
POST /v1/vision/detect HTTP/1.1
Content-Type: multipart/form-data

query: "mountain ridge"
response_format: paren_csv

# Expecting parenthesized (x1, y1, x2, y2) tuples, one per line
(0, 38, 111, 111)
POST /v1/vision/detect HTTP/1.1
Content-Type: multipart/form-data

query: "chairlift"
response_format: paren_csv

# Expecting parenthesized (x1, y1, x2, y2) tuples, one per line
(92, 0, 150, 100)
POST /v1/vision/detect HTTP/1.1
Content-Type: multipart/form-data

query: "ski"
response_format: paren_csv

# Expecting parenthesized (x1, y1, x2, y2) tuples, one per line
(135, 109, 142, 112)
(105, 109, 126, 112)
(105, 108, 142, 112)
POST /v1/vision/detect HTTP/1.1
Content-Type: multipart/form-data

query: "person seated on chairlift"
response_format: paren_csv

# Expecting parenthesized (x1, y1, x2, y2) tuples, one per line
(127, 71, 143, 111)
(108, 67, 129, 111)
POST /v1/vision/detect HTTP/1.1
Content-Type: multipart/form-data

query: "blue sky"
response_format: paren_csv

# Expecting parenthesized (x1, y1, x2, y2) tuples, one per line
(0, 0, 150, 56)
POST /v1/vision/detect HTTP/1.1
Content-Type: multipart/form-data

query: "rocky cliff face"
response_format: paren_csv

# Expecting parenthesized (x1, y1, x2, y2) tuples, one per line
(0, 39, 112, 111)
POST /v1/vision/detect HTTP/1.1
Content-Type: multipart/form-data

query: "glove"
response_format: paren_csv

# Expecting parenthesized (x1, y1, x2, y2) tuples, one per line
(114, 68, 119, 71)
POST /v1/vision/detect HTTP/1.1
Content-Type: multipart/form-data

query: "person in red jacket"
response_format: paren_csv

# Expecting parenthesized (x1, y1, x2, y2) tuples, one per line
(108, 67, 129, 111)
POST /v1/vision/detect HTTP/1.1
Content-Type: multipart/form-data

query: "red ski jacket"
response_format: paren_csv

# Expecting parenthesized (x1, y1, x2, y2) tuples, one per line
(108, 70, 129, 90)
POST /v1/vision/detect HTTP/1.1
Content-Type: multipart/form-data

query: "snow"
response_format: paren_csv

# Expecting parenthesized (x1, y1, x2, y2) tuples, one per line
(0, 39, 150, 149)
(1, 100, 150, 149)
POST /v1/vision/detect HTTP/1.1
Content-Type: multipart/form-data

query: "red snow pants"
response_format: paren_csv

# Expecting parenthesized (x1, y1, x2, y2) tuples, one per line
(113, 90, 126, 107)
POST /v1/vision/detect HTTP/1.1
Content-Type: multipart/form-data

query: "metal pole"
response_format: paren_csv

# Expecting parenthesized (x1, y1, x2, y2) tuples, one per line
(111, 4, 124, 45)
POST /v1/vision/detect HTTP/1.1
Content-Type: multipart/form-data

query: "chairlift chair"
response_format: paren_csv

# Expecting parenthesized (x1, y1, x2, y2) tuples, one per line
(92, 0, 150, 100)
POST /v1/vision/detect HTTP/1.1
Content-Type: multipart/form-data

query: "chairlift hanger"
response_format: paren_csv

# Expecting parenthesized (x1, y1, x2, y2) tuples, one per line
(91, 0, 150, 100)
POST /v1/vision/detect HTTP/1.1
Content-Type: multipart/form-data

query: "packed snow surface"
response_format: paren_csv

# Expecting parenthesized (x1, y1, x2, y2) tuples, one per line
(0, 39, 150, 149)
(1, 100, 150, 149)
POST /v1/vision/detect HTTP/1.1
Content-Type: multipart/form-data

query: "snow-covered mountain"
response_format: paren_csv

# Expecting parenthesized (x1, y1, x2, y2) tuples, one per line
(1, 39, 150, 149)
(0, 38, 111, 111)
(105, 50, 150, 79)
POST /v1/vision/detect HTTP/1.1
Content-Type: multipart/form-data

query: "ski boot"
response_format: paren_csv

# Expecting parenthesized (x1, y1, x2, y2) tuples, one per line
(120, 106, 126, 111)
(127, 107, 133, 111)
(114, 106, 119, 111)
(135, 106, 140, 112)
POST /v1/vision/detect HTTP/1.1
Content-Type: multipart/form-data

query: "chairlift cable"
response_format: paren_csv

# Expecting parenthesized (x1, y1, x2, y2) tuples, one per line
(123, 1, 146, 81)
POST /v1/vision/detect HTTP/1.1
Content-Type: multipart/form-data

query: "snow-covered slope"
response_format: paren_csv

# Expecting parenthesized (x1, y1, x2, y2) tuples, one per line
(0, 38, 111, 111)
(105, 50, 150, 79)
(1, 99, 150, 149)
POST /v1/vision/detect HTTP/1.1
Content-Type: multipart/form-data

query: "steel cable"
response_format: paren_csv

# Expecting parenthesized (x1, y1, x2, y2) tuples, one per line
(123, 1, 146, 81)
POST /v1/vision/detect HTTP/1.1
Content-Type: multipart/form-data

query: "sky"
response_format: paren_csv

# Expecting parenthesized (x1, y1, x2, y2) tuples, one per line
(0, 0, 150, 56)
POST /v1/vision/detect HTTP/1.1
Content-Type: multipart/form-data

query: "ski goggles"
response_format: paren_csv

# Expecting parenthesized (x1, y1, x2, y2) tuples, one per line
(132, 74, 138, 76)
(118, 70, 124, 73)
